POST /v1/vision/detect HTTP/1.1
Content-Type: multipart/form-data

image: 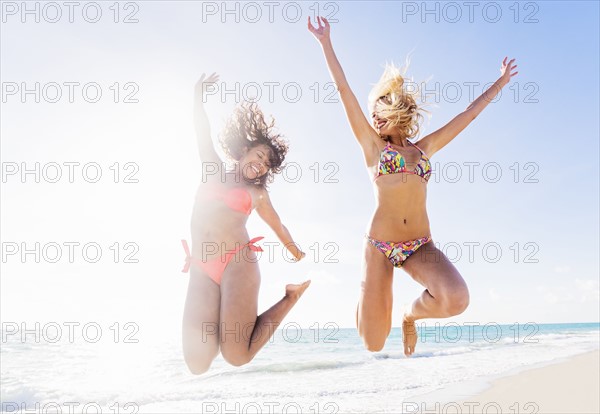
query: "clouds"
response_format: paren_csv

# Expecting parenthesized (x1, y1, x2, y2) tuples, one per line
(537, 286, 574, 305)
(537, 278, 600, 305)
(488, 288, 501, 303)
(553, 265, 571, 274)
(575, 279, 600, 303)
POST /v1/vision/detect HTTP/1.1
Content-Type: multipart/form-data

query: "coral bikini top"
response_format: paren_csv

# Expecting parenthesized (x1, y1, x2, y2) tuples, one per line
(204, 183, 253, 215)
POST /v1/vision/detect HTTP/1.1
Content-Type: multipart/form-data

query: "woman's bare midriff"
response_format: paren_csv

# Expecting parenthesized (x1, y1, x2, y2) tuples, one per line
(189, 183, 252, 260)
(367, 174, 430, 242)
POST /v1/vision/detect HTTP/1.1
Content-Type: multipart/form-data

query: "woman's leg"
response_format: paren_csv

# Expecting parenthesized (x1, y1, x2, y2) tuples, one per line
(401, 240, 470, 356)
(182, 268, 222, 375)
(356, 238, 395, 352)
(218, 248, 310, 367)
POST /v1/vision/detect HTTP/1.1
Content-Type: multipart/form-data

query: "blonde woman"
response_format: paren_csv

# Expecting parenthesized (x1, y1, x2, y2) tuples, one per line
(308, 17, 517, 356)
(182, 73, 310, 374)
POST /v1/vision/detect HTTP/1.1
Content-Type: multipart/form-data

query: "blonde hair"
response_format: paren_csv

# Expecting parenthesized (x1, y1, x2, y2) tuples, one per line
(368, 58, 430, 141)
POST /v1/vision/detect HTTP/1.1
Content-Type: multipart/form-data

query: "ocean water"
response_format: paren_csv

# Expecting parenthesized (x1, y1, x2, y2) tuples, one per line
(1, 322, 598, 413)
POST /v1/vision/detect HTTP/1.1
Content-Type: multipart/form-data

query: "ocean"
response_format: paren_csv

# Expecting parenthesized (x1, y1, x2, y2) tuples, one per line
(2, 322, 598, 413)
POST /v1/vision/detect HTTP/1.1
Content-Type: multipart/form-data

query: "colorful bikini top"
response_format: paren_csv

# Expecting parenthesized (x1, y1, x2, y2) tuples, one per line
(374, 140, 432, 182)
(204, 184, 253, 215)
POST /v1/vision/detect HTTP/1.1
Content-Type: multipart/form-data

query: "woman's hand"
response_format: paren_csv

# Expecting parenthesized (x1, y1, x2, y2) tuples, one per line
(307, 16, 331, 43)
(499, 57, 518, 87)
(293, 251, 306, 263)
(195, 72, 219, 101)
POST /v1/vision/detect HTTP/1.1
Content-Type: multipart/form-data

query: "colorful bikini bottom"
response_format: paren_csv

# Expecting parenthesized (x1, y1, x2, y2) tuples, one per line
(365, 234, 431, 268)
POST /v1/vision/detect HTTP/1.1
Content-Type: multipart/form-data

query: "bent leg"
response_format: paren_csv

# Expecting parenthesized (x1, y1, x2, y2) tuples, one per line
(182, 268, 221, 375)
(356, 238, 395, 352)
(219, 248, 310, 367)
(400, 240, 470, 356)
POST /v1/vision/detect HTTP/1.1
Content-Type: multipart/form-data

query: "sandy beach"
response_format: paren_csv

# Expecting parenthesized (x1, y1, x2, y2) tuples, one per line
(460, 349, 600, 413)
(408, 349, 600, 414)
(402, 350, 600, 414)
(462, 350, 600, 413)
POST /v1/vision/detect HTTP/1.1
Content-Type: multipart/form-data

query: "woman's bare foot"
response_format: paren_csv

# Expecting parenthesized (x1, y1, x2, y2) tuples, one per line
(402, 316, 418, 357)
(285, 280, 311, 301)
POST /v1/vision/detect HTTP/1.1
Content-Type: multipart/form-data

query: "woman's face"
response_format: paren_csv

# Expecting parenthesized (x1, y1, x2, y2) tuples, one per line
(371, 96, 394, 135)
(371, 111, 391, 135)
(240, 144, 272, 180)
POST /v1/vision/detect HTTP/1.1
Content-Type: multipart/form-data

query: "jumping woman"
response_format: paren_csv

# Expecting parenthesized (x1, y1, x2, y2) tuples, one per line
(308, 17, 517, 356)
(181, 73, 311, 374)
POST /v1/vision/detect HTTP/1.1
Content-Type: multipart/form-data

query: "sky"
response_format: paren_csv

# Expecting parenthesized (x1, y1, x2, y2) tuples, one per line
(1, 1, 598, 338)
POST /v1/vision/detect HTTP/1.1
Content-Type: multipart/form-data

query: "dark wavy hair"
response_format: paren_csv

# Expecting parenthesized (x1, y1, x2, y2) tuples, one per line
(220, 102, 288, 187)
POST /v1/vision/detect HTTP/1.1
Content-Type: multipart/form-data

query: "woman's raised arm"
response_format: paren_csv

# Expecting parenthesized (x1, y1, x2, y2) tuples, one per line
(416, 58, 518, 157)
(308, 16, 380, 160)
(194, 72, 222, 164)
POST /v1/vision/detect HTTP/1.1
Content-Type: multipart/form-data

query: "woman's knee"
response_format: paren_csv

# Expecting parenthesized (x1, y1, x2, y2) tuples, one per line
(440, 284, 470, 316)
(220, 347, 253, 367)
(182, 328, 220, 375)
(358, 318, 391, 352)
(362, 334, 388, 352)
(185, 356, 214, 375)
